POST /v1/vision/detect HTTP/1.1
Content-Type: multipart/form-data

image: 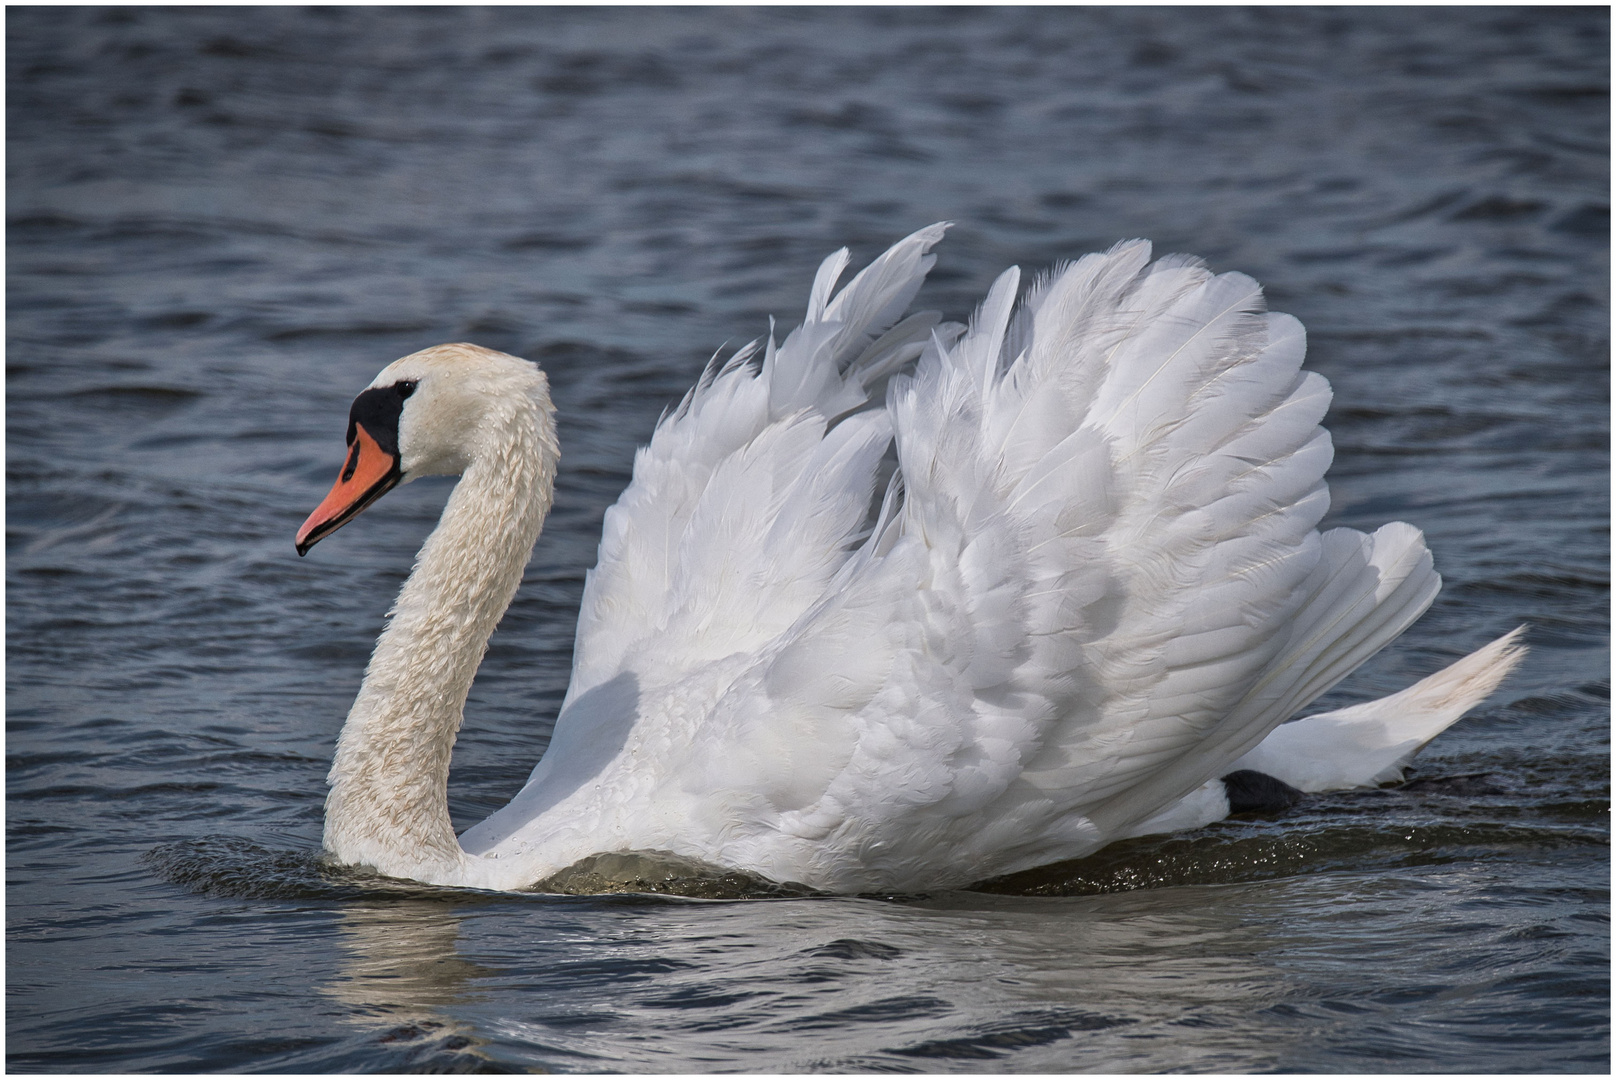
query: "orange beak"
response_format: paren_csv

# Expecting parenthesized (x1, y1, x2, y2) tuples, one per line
(295, 423, 402, 555)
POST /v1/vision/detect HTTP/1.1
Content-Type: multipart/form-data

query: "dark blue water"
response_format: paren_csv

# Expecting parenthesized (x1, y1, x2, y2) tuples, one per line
(8, 7, 1607, 1072)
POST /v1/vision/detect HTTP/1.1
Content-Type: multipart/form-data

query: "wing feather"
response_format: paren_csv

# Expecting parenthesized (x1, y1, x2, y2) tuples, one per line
(551, 231, 1441, 891)
(699, 239, 1439, 889)
(566, 225, 949, 705)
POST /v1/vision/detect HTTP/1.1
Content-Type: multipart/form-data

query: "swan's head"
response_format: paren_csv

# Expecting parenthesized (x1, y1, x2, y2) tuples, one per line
(295, 342, 552, 555)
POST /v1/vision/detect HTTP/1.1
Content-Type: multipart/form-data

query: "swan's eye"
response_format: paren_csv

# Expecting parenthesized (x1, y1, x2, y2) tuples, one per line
(396, 380, 417, 399)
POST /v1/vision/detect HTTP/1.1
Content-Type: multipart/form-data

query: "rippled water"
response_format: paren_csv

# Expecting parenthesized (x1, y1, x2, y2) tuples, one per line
(8, 7, 1608, 1072)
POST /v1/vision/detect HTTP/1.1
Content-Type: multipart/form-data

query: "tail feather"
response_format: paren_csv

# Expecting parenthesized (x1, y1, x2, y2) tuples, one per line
(1230, 626, 1528, 791)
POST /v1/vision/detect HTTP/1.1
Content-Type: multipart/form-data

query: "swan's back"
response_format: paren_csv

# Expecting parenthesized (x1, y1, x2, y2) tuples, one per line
(463, 227, 1439, 892)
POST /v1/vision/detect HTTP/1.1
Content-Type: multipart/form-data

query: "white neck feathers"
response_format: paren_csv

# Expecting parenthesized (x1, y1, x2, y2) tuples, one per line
(324, 370, 557, 882)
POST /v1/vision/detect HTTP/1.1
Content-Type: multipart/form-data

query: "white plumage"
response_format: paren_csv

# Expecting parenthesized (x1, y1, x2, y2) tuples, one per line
(300, 225, 1524, 893)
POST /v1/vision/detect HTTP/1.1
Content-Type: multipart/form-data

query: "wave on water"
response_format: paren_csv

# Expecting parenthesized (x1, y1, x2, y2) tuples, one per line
(148, 768, 1605, 903)
(143, 837, 812, 903)
(144, 837, 472, 902)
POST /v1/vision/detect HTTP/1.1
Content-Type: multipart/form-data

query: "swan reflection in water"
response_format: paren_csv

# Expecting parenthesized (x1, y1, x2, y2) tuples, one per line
(318, 883, 1319, 1071)
(322, 901, 496, 1066)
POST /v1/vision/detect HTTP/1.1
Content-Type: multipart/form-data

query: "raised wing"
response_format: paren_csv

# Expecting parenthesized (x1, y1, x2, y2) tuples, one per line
(563, 224, 950, 709)
(694, 241, 1439, 890)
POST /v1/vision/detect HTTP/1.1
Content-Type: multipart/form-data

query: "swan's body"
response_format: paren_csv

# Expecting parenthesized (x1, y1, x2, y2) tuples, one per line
(297, 226, 1524, 893)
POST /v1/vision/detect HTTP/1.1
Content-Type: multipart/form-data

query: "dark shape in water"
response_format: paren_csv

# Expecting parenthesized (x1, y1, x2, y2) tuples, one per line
(1222, 768, 1306, 815)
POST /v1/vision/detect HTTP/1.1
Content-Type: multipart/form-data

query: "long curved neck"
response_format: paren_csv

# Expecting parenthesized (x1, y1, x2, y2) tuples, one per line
(324, 406, 556, 882)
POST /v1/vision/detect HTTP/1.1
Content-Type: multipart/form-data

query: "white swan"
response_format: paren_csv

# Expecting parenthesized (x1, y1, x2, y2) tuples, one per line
(295, 225, 1524, 893)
